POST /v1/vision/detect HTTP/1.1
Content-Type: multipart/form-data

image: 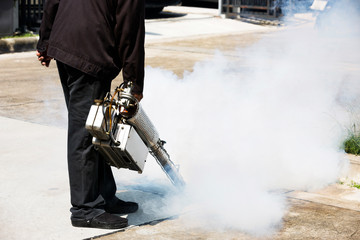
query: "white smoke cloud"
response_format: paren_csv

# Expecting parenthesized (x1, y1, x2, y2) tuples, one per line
(139, 1, 360, 235)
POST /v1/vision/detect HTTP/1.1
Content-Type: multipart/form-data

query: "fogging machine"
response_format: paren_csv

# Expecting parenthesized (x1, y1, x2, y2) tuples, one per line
(85, 82, 185, 188)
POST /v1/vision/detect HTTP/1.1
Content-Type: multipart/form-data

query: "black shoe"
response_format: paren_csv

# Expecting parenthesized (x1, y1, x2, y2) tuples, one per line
(71, 212, 128, 229)
(105, 198, 139, 214)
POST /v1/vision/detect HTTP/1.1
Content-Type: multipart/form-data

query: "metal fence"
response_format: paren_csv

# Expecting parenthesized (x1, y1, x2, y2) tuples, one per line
(222, 0, 282, 18)
(19, 0, 45, 32)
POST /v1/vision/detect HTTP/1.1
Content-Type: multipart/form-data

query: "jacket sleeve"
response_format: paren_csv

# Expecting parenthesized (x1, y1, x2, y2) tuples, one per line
(37, 0, 60, 53)
(115, 0, 145, 94)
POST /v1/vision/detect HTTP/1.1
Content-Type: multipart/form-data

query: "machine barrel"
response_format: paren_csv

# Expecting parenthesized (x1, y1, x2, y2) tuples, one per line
(127, 104, 185, 188)
(150, 144, 186, 188)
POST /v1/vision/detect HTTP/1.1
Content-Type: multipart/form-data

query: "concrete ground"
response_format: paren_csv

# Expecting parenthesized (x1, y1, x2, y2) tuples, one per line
(1, 6, 360, 240)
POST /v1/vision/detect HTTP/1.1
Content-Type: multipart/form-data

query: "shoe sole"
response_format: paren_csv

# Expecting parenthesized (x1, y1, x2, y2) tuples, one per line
(72, 219, 128, 229)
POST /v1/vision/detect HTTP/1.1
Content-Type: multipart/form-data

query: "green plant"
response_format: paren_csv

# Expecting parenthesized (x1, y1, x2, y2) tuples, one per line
(1, 33, 38, 39)
(343, 134, 360, 155)
(350, 181, 360, 189)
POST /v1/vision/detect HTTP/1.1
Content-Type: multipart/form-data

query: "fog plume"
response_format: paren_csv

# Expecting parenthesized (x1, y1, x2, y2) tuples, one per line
(140, 1, 360, 235)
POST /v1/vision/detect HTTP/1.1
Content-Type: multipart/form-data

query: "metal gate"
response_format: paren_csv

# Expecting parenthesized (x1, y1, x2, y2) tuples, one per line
(18, 0, 45, 32)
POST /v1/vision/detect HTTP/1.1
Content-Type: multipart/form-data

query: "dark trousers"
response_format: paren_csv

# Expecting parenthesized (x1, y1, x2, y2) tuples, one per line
(57, 61, 116, 220)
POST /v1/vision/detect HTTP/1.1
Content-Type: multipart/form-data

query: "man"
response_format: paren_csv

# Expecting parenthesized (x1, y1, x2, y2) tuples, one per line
(36, 0, 145, 229)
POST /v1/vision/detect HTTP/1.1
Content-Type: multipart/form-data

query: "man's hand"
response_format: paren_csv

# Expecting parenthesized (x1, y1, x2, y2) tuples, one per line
(36, 50, 53, 67)
(133, 93, 143, 102)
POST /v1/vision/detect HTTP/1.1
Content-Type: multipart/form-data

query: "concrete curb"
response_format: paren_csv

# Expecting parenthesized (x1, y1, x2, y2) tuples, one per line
(0, 36, 38, 54)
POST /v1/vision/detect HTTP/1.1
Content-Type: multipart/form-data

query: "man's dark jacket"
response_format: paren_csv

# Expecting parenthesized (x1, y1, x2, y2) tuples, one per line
(37, 0, 145, 94)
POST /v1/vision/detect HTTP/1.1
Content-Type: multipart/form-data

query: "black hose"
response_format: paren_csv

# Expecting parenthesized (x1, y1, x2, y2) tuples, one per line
(109, 126, 120, 146)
